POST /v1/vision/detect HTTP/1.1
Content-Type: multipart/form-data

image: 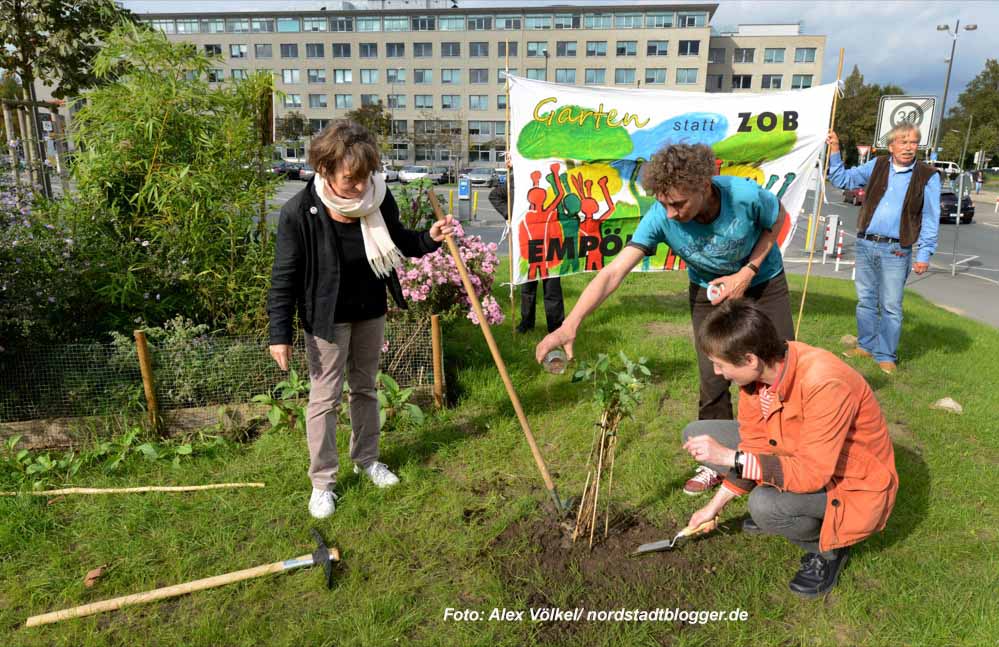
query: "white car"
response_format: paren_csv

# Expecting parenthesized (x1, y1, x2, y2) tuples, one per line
(927, 160, 960, 178)
(380, 164, 398, 182)
(398, 165, 443, 183)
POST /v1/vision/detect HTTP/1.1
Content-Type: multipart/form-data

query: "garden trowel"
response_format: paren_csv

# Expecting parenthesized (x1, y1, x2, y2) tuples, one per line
(633, 517, 719, 556)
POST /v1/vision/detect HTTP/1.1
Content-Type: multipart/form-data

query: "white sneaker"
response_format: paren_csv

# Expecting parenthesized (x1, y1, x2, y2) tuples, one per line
(354, 461, 400, 488)
(308, 488, 338, 519)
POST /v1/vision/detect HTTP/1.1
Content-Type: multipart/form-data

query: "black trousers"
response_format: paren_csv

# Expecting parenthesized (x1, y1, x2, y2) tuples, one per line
(688, 272, 795, 420)
(520, 277, 565, 333)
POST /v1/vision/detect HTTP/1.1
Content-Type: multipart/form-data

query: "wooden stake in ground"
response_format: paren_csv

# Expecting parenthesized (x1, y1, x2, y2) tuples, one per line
(573, 409, 622, 548)
(0, 482, 265, 497)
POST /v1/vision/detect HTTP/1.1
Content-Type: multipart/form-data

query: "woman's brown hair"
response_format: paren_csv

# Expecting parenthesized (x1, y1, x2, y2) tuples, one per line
(698, 299, 787, 366)
(307, 119, 381, 179)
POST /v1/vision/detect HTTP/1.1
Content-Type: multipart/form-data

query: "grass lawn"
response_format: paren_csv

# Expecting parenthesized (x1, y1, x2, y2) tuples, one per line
(2, 267, 997, 646)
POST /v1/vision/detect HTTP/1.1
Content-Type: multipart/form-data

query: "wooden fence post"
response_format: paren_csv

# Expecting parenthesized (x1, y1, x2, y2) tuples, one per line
(430, 314, 444, 409)
(133, 330, 161, 433)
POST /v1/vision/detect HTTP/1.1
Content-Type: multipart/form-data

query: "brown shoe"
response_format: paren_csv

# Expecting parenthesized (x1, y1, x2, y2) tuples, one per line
(683, 466, 724, 495)
(878, 361, 897, 374)
(842, 347, 872, 359)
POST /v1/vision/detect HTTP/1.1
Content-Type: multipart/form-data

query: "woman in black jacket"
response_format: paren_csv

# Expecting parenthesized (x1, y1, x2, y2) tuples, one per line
(267, 120, 454, 519)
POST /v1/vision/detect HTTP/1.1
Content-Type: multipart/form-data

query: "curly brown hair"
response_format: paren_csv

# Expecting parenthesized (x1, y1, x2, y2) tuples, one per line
(307, 119, 381, 179)
(640, 144, 717, 197)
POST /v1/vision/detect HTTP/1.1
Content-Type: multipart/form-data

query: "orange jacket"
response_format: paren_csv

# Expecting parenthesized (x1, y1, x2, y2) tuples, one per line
(724, 342, 898, 552)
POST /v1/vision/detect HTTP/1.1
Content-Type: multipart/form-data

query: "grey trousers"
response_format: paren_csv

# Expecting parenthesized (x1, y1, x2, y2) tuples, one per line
(682, 420, 830, 556)
(304, 316, 384, 490)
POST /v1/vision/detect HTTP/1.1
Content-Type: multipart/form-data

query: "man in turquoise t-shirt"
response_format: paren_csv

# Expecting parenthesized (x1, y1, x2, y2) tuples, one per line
(536, 144, 795, 496)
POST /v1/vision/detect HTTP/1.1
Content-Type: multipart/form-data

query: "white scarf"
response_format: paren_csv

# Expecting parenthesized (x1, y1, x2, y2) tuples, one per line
(314, 171, 404, 278)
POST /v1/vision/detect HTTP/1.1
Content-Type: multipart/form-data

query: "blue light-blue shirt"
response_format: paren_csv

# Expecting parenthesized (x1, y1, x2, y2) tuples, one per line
(827, 153, 940, 263)
(629, 175, 784, 288)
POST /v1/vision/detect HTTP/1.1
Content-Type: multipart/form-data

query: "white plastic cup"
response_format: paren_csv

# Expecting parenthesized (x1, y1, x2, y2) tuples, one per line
(542, 349, 567, 375)
(707, 283, 725, 303)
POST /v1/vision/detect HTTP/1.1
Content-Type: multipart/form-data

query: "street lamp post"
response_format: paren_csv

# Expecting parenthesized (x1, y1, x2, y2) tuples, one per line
(931, 19, 977, 158)
(543, 49, 550, 82)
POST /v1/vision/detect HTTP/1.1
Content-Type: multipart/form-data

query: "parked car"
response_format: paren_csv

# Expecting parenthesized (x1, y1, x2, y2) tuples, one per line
(298, 163, 316, 182)
(466, 167, 497, 186)
(939, 176, 975, 224)
(380, 164, 398, 182)
(432, 166, 455, 184)
(269, 160, 304, 179)
(399, 165, 433, 183)
(927, 160, 961, 178)
(842, 187, 866, 206)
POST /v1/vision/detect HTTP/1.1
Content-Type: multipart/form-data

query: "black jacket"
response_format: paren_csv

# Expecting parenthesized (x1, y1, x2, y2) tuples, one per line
(488, 175, 514, 219)
(267, 180, 440, 345)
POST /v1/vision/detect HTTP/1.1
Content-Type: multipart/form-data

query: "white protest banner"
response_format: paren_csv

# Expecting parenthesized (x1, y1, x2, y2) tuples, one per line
(507, 76, 837, 284)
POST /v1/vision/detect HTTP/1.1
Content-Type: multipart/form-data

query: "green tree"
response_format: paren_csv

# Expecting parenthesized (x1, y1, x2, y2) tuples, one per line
(834, 65, 904, 167)
(938, 59, 999, 168)
(346, 102, 394, 157)
(275, 110, 313, 143)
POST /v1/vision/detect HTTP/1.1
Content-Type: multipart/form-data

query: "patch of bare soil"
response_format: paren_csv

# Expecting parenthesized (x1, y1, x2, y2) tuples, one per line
(645, 321, 693, 340)
(489, 511, 720, 645)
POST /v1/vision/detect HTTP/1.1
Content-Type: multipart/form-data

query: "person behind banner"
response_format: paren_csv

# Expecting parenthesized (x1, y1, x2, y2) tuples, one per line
(489, 160, 566, 333)
(267, 119, 455, 520)
(826, 126, 940, 375)
(535, 143, 795, 496)
(682, 299, 897, 599)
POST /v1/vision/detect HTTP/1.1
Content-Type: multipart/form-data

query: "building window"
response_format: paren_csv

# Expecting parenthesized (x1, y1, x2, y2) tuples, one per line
(391, 120, 407, 135)
(229, 44, 247, 59)
(615, 13, 642, 29)
(225, 18, 247, 33)
(359, 43, 376, 58)
(442, 69, 461, 84)
(677, 12, 707, 28)
(303, 17, 327, 32)
(204, 44, 222, 56)
(761, 74, 782, 89)
(361, 94, 380, 106)
(468, 121, 491, 136)
(384, 16, 409, 32)
(414, 69, 432, 84)
(645, 68, 666, 84)
(176, 19, 199, 34)
(201, 19, 224, 33)
(708, 48, 725, 64)
(335, 94, 353, 109)
(333, 69, 352, 83)
(526, 68, 547, 81)
(497, 94, 507, 109)
(615, 68, 636, 84)
(498, 41, 518, 57)
(279, 43, 298, 58)
(309, 93, 328, 108)
(360, 69, 378, 84)
(527, 42, 547, 57)
(647, 40, 668, 56)
(411, 16, 436, 31)
(283, 93, 302, 108)
(555, 68, 576, 84)
(415, 94, 433, 109)
(585, 69, 606, 85)
(231, 69, 248, 81)
(676, 68, 698, 85)
(250, 18, 273, 33)
(526, 16, 552, 30)
(617, 41, 637, 57)
(554, 14, 580, 30)
(792, 74, 813, 89)
(332, 43, 352, 58)
(470, 68, 489, 84)
(468, 16, 492, 31)
(584, 14, 612, 29)
(207, 68, 224, 82)
(764, 48, 785, 64)
(331, 17, 353, 32)
(387, 68, 406, 83)
(732, 74, 752, 89)
(387, 42, 405, 58)
(356, 17, 380, 32)
(306, 43, 324, 58)
(795, 47, 817, 63)
(310, 118, 330, 132)
(470, 42, 489, 57)
(646, 13, 673, 28)
(276, 18, 300, 33)
(679, 40, 700, 56)
(282, 69, 301, 84)
(495, 15, 522, 30)
(734, 48, 754, 63)
(498, 68, 516, 83)
(388, 94, 406, 109)
(556, 41, 576, 57)
(308, 68, 326, 83)
(707, 74, 724, 90)
(442, 95, 461, 110)
(254, 43, 272, 58)
(439, 16, 465, 31)
(468, 144, 493, 162)
(442, 42, 460, 57)
(586, 41, 607, 57)
(414, 42, 432, 57)
(390, 143, 408, 161)
(469, 95, 488, 110)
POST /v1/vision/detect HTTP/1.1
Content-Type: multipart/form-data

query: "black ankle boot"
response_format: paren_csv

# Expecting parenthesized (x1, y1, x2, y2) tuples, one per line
(788, 547, 851, 599)
(742, 517, 764, 534)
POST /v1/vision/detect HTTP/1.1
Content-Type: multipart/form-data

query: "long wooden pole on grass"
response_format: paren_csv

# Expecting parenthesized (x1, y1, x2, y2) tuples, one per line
(1, 483, 265, 497)
(795, 48, 845, 339)
(427, 190, 565, 515)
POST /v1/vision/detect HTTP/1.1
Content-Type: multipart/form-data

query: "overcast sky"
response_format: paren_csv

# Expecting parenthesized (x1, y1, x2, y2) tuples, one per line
(124, 0, 998, 106)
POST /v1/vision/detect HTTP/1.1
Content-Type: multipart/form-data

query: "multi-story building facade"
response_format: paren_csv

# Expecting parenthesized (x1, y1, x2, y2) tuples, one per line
(50, 1, 825, 166)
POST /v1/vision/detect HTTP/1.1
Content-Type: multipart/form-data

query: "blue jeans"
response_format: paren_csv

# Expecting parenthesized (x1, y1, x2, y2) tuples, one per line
(854, 237, 912, 363)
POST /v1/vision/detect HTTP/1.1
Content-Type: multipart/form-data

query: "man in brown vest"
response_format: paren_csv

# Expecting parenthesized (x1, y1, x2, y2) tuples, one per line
(826, 125, 940, 374)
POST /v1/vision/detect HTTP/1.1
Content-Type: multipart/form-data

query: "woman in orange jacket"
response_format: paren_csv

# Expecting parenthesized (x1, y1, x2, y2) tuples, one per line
(680, 299, 898, 598)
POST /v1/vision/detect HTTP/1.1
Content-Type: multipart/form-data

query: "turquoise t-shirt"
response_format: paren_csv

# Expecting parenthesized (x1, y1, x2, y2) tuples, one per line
(629, 175, 783, 288)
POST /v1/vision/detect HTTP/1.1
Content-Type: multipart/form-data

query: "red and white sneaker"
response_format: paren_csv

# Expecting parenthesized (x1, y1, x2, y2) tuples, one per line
(683, 466, 723, 495)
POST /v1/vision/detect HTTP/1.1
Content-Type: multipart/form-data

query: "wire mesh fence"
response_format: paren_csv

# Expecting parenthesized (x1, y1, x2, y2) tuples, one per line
(0, 316, 437, 445)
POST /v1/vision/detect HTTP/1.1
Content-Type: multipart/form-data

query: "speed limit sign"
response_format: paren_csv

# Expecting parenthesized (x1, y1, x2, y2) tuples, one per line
(875, 95, 935, 149)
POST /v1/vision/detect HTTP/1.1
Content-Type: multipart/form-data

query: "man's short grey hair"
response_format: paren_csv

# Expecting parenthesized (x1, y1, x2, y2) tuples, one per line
(888, 123, 921, 144)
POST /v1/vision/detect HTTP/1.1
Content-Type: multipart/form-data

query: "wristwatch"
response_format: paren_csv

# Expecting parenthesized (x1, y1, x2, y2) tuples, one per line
(746, 262, 760, 275)
(733, 450, 744, 473)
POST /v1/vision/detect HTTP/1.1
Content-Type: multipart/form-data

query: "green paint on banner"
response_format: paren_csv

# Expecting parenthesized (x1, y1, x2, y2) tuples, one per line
(517, 105, 634, 160)
(712, 116, 797, 166)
